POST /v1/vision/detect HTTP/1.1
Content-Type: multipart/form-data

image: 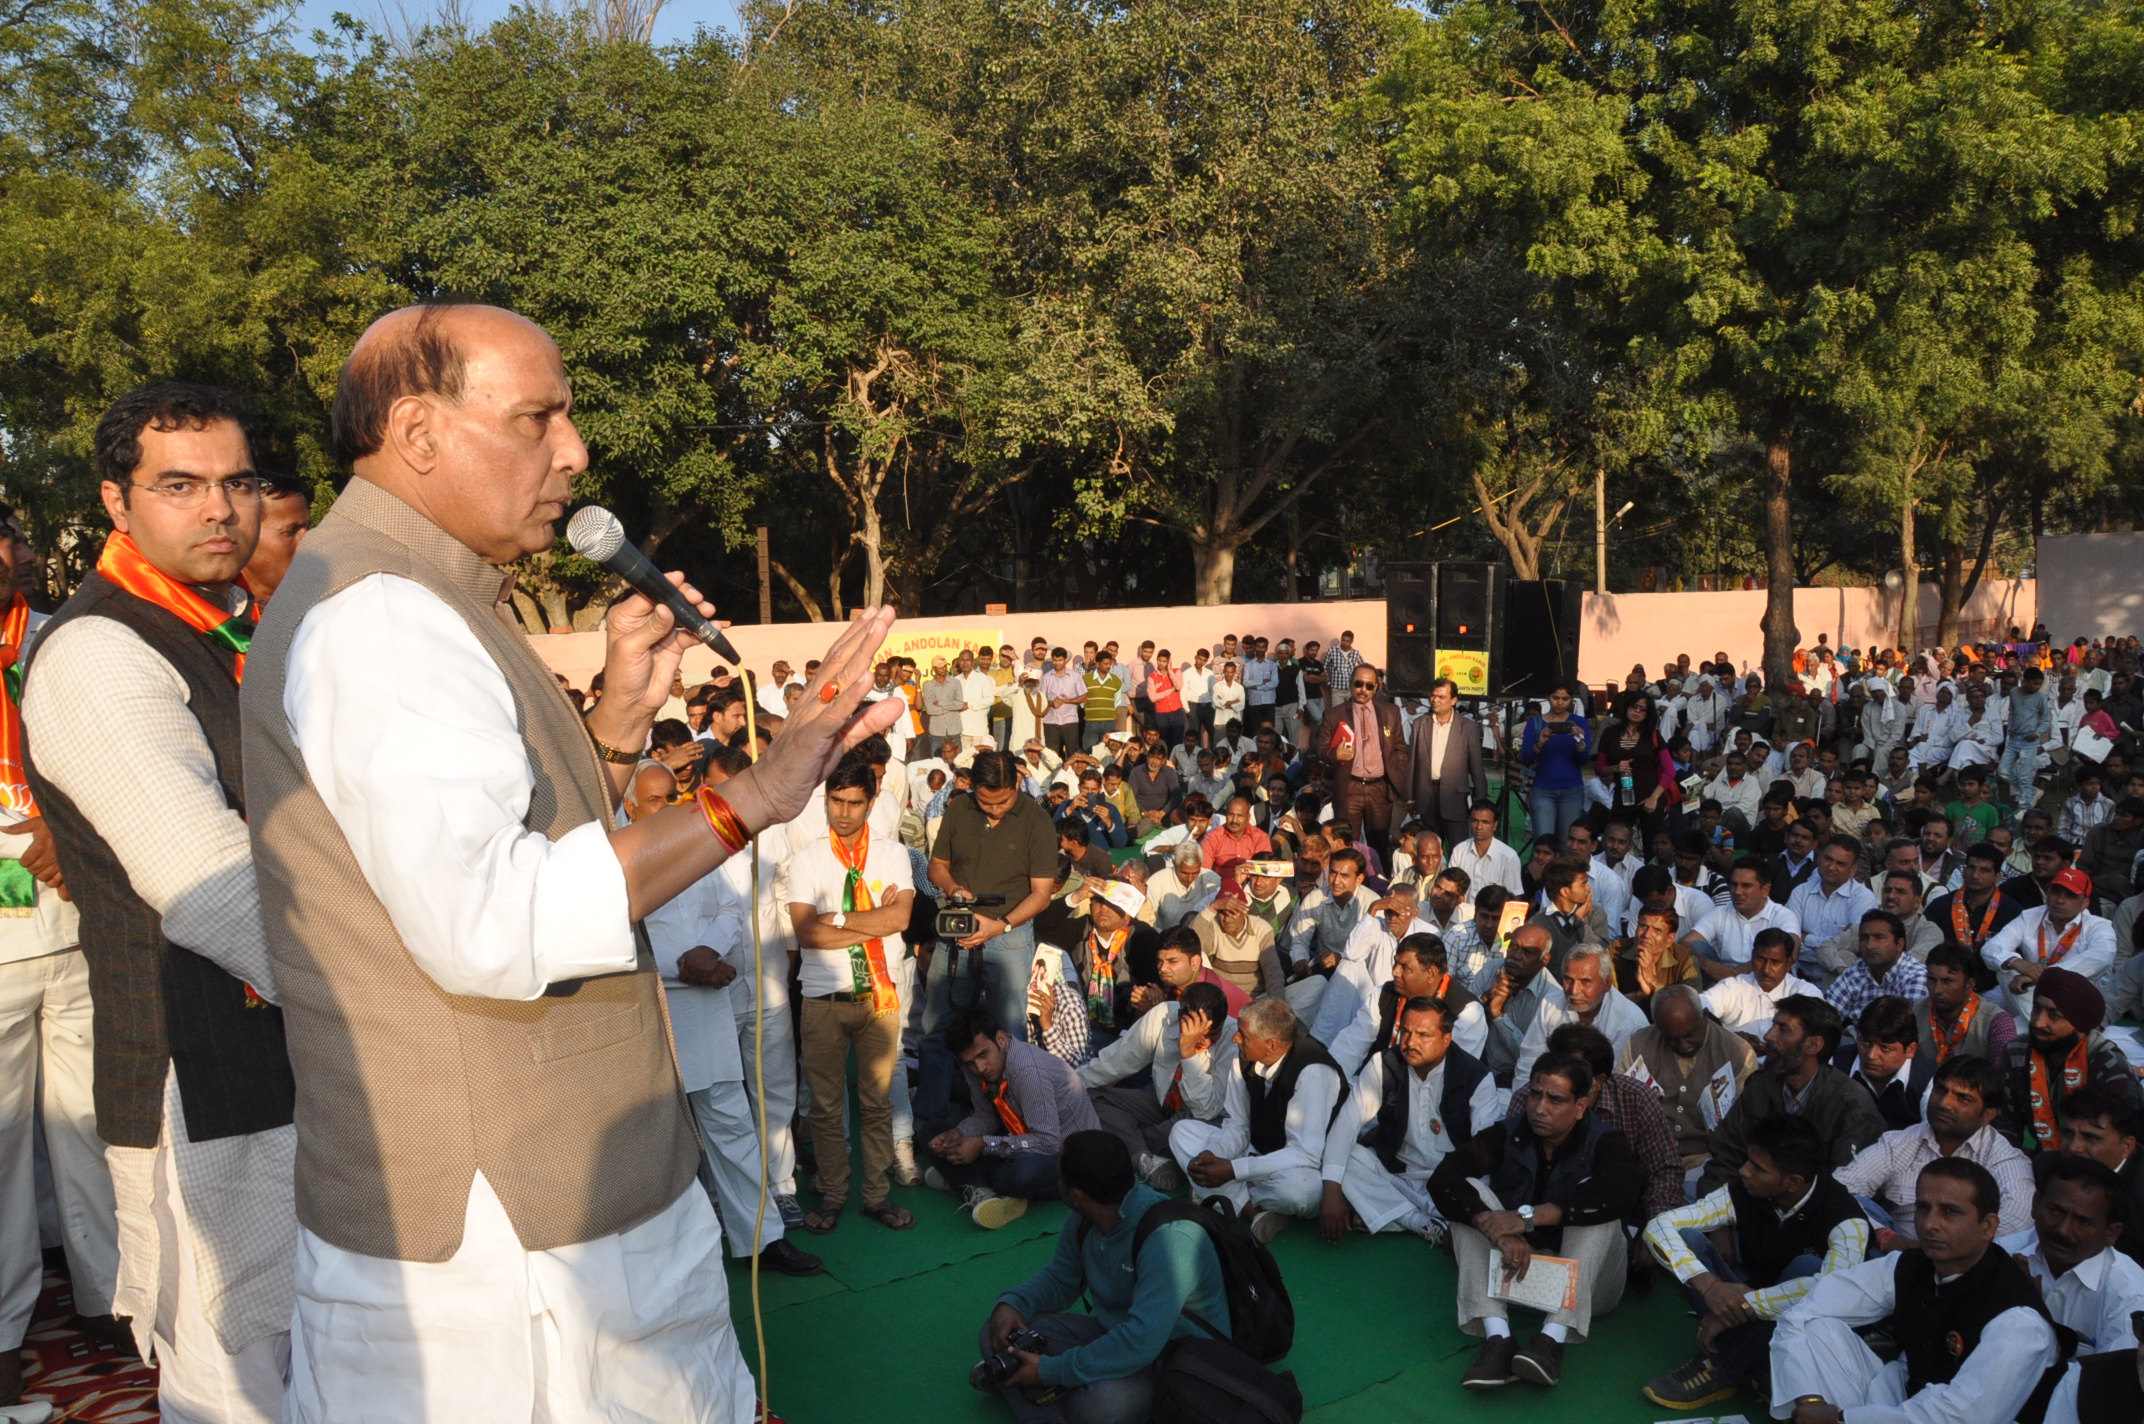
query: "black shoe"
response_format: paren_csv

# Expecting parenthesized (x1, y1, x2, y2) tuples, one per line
(1512, 1333, 1565, 1387)
(1462, 1336, 1520, 1389)
(757, 1239, 827, 1277)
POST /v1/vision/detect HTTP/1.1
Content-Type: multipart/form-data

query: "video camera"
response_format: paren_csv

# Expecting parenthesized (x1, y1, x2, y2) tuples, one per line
(937, 894, 1008, 941)
(984, 1328, 1048, 1384)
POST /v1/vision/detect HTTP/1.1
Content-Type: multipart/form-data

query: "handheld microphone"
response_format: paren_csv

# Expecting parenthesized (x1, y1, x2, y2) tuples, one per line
(565, 505, 743, 666)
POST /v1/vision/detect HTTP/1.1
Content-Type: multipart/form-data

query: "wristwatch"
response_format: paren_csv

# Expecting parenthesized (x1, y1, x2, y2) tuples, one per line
(831, 911, 847, 929)
(1516, 1204, 1536, 1230)
(586, 728, 640, 765)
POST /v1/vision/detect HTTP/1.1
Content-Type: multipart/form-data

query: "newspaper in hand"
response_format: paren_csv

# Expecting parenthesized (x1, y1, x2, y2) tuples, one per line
(1488, 1253, 1579, 1314)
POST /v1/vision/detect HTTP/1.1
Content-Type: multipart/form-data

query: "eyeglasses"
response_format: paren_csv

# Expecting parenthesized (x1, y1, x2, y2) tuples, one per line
(1351, 681, 1377, 691)
(129, 476, 264, 506)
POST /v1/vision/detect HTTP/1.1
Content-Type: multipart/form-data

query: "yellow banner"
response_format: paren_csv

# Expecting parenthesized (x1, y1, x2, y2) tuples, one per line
(1437, 648, 1490, 697)
(876, 628, 1004, 666)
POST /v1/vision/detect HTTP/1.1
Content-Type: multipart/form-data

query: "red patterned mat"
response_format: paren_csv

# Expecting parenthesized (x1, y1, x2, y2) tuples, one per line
(17, 1273, 156, 1422)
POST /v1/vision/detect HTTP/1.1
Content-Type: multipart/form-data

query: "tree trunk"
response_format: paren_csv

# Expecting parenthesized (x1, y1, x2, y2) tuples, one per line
(1897, 481, 1918, 651)
(537, 585, 573, 634)
(859, 494, 887, 610)
(1191, 535, 1238, 606)
(1760, 412, 1800, 689)
(1936, 540, 1965, 648)
(1960, 498, 1999, 609)
(510, 590, 548, 637)
(769, 558, 826, 621)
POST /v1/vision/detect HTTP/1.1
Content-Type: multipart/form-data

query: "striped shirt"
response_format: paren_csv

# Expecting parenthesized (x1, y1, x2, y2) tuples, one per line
(1644, 1185, 1869, 1319)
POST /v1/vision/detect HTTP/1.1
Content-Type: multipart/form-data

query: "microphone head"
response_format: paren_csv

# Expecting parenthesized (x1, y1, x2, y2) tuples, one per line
(565, 505, 626, 564)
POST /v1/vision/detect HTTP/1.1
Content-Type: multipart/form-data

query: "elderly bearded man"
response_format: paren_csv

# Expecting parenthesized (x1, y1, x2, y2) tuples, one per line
(242, 302, 907, 1420)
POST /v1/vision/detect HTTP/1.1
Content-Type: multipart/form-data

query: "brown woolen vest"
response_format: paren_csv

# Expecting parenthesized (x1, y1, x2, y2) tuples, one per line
(241, 479, 696, 1262)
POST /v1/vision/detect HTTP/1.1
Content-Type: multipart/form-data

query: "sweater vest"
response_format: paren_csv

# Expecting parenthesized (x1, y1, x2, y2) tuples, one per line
(1723, 1173, 1863, 1287)
(1245, 1036, 1343, 1155)
(1369, 1043, 1489, 1175)
(242, 479, 696, 1262)
(23, 574, 295, 1148)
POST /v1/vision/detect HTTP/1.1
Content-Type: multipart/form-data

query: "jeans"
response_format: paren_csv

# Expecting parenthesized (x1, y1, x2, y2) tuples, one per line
(1082, 721, 1114, 752)
(1153, 711, 1186, 750)
(921, 1121, 1062, 1201)
(1673, 1227, 1820, 1384)
(992, 709, 1013, 750)
(1999, 740, 2040, 809)
(1529, 784, 1588, 846)
(979, 1312, 1155, 1424)
(921, 920, 1039, 1046)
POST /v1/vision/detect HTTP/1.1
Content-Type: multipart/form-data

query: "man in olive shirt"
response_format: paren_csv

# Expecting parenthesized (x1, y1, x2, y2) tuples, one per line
(927, 750, 1060, 1047)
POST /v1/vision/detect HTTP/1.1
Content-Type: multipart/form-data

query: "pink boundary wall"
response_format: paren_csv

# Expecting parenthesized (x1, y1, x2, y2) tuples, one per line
(525, 580, 2034, 693)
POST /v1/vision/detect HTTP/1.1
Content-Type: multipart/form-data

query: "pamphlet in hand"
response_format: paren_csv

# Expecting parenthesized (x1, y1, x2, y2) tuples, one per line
(1489, 1253, 1579, 1314)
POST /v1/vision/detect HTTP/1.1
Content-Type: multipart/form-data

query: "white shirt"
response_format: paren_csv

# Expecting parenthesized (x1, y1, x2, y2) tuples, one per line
(777, 831, 914, 999)
(286, 575, 636, 1001)
(957, 670, 996, 739)
(1704, 772, 1763, 827)
(721, 819, 796, 1013)
(1450, 837, 1524, 897)
(1077, 1001, 1238, 1117)
(1513, 987, 1649, 1086)
(2001, 1230, 2144, 1355)
(1623, 882, 1717, 940)
(0, 612, 79, 964)
(1179, 666, 1213, 707)
(1325, 1053, 1500, 1182)
(1688, 898, 1803, 966)
(1787, 875, 1878, 959)
(1702, 970, 1822, 1037)
(641, 867, 747, 1092)
(1772, 1254, 2057, 1424)
(1206, 1055, 1342, 1182)
(1982, 907, 2117, 1007)
(1585, 855, 1629, 936)
(1325, 971, 1488, 1076)
(1211, 680, 1247, 721)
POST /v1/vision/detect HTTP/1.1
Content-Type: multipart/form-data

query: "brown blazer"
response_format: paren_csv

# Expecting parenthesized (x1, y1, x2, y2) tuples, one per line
(1317, 696, 1412, 798)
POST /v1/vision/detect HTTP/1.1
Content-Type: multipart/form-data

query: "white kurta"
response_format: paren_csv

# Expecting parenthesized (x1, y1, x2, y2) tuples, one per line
(1768, 1254, 2058, 1424)
(1326, 1052, 1499, 1233)
(281, 572, 755, 1423)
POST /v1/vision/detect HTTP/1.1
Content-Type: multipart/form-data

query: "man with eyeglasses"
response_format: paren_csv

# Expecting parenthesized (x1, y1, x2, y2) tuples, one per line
(1317, 662, 1410, 864)
(21, 382, 298, 1417)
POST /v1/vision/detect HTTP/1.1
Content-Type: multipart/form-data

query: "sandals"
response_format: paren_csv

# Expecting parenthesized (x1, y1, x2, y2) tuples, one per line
(861, 1200, 915, 1231)
(800, 1204, 842, 1235)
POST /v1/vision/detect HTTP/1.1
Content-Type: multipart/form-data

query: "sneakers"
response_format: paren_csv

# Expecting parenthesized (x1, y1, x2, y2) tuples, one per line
(775, 1194, 806, 1230)
(1643, 1357, 1737, 1410)
(1407, 1215, 1447, 1247)
(892, 1138, 922, 1187)
(959, 1185, 1030, 1230)
(1511, 1333, 1565, 1387)
(1138, 1152, 1189, 1193)
(924, 1166, 952, 1193)
(1248, 1209, 1288, 1244)
(1461, 1335, 1520, 1389)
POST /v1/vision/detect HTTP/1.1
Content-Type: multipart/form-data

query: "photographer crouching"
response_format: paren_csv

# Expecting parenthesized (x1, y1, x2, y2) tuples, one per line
(978, 1131, 1229, 1424)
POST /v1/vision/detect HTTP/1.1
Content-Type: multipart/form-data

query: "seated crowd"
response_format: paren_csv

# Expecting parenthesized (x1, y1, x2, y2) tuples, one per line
(624, 628, 2144, 1424)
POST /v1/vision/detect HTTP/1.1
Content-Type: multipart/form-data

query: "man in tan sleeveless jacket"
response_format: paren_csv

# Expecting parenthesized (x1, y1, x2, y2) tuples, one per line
(243, 302, 903, 1421)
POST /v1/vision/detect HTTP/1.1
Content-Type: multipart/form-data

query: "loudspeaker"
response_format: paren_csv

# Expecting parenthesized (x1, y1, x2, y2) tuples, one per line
(1431, 562, 1505, 698)
(1502, 579, 1585, 698)
(1383, 563, 1436, 695)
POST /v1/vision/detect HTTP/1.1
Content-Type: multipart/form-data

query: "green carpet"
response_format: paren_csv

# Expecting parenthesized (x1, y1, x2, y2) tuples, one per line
(725, 1172, 1741, 1424)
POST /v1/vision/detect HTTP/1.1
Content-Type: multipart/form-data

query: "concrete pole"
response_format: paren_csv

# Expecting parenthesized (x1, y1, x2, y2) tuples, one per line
(756, 525, 773, 624)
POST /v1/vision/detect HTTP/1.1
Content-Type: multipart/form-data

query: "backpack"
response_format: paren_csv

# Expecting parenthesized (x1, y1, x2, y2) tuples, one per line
(1129, 1196, 1303, 1424)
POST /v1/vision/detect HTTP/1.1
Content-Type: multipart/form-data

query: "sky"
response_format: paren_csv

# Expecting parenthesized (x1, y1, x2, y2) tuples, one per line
(287, 0, 744, 50)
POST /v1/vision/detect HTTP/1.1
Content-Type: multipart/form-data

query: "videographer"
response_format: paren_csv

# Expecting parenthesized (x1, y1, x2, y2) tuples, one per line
(977, 1131, 1230, 1423)
(927, 750, 1059, 1043)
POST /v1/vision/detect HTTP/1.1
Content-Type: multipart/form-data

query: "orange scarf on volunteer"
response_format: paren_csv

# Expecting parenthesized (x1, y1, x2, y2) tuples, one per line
(2028, 1035, 2090, 1149)
(990, 1075, 1028, 1136)
(830, 826, 900, 1014)
(1928, 993, 1981, 1062)
(96, 532, 250, 681)
(0, 594, 36, 817)
(2039, 915, 2083, 966)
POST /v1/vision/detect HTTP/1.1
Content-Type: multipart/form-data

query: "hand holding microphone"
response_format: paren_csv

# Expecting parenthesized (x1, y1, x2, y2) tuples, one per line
(567, 506, 742, 664)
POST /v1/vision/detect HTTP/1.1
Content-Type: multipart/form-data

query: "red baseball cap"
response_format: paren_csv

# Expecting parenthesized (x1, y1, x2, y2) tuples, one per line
(2050, 867, 2093, 898)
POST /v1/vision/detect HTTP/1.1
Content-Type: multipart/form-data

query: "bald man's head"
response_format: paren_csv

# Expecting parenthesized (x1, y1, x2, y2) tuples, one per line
(331, 302, 588, 564)
(624, 762, 675, 821)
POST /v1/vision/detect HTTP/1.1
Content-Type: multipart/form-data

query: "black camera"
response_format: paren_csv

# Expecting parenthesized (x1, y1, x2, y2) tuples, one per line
(937, 893, 1007, 940)
(985, 1328, 1049, 1383)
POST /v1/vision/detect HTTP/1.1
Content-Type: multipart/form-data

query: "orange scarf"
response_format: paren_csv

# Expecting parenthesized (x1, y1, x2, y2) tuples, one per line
(2027, 1035, 2090, 1150)
(0, 594, 36, 817)
(2038, 916, 2083, 966)
(830, 828, 900, 1014)
(990, 1076, 1028, 1136)
(1085, 925, 1128, 1029)
(1928, 993, 1982, 1062)
(96, 532, 250, 681)
(1950, 892, 2002, 947)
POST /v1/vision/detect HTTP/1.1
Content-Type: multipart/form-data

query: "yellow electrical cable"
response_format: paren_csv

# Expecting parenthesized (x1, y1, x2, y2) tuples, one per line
(742, 684, 771, 1420)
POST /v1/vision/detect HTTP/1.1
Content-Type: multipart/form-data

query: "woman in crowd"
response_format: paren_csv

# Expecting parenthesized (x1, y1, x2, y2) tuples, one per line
(1521, 681, 1593, 845)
